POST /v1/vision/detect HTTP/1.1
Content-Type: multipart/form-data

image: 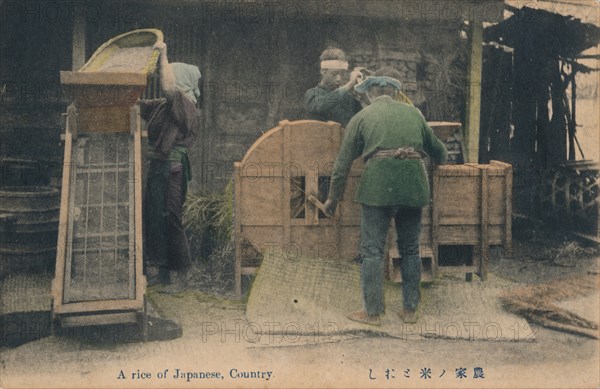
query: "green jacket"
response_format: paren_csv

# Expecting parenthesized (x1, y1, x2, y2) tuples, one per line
(329, 95, 448, 207)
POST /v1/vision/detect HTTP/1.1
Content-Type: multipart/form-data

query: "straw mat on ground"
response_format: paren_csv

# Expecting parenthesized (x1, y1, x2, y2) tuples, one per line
(246, 253, 535, 342)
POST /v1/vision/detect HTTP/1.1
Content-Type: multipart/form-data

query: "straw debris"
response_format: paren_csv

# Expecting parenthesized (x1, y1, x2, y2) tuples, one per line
(183, 181, 234, 292)
(501, 275, 599, 339)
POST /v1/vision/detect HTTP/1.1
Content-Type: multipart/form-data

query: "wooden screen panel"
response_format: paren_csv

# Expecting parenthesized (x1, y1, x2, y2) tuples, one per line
(288, 122, 339, 170)
(239, 226, 284, 257)
(290, 225, 343, 260)
(487, 168, 509, 225)
(63, 132, 135, 303)
(78, 107, 130, 133)
(337, 160, 363, 226)
(436, 165, 482, 226)
(239, 178, 284, 226)
(436, 225, 481, 245)
(240, 128, 283, 166)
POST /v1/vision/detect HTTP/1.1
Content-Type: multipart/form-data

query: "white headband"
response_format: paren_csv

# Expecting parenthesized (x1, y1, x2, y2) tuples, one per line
(320, 60, 349, 70)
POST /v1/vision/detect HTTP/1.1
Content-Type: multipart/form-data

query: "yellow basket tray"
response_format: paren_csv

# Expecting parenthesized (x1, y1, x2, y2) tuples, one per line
(61, 29, 163, 87)
(60, 29, 163, 108)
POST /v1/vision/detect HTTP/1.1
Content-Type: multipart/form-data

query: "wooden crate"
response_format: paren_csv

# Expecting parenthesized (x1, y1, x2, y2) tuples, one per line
(432, 160, 513, 280)
(388, 161, 512, 282)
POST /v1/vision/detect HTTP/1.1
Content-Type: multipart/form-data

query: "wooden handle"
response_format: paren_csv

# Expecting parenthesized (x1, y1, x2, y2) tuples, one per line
(306, 194, 334, 218)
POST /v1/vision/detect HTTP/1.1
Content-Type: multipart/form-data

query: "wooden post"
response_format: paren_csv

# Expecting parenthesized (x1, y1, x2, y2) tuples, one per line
(479, 166, 489, 281)
(464, 21, 483, 163)
(431, 168, 440, 278)
(234, 163, 242, 296)
(332, 123, 342, 254)
(491, 160, 513, 257)
(549, 59, 567, 163)
(568, 69, 577, 161)
(131, 106, 145, 300)
(72, 3, 86, 70)
(51, 107, 75, 317)
(282, 121, 292, 244)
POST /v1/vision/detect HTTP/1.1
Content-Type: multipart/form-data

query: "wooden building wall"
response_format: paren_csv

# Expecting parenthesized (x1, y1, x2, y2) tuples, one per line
(1, 1, 476, 192)
(85, 3, 468, 192)
(0, 2, 73, 183)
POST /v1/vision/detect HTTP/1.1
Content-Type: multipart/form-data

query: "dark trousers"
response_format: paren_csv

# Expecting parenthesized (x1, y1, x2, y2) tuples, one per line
(361, 204, 422, 315)
(144, 160, 192, 270)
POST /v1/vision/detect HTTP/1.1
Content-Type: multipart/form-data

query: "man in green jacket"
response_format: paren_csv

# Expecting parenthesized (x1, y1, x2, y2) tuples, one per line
(324, 76, 448, 325)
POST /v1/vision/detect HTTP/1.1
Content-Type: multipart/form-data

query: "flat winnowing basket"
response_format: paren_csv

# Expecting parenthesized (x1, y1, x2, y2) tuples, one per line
(80, 29, 163, 75)
(60, 29, 163, 111)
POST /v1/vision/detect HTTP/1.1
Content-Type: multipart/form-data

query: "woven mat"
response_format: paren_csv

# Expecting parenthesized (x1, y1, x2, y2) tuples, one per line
(0, 274, 52, 314)
(246, 253, 535, 342)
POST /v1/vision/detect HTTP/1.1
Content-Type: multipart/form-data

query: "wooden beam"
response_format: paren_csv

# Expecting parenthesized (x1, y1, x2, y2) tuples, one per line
(241, 267, 258, 275)
(60, 312, 138, 327)
(577, 54, 600, 60)
(464, 21, 483, 163)
(72, 3, 86, 70)
(53, 299, 144, 315)
(437, 266, 480, 274)
(132, 0, 505, 22)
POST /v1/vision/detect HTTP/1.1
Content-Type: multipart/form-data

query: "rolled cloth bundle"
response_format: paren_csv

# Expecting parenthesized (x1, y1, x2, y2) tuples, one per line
(171, 62, 201, 104)
(354, 76, 402, 94)
(354, 75, 413, 105)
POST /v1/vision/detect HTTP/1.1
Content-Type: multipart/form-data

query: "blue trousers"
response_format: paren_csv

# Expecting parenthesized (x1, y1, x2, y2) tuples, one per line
(360, 204, 422, 315)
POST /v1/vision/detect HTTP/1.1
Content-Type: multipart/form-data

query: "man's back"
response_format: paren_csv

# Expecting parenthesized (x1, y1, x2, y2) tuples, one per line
(348, 96, 446, 165)
(329, 95, 447, 208)
(355, 96, 429, 156)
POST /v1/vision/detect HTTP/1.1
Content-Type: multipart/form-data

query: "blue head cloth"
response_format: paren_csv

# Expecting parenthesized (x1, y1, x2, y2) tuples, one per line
(171, 62, 201, 104)
(354, 76, 402, 94)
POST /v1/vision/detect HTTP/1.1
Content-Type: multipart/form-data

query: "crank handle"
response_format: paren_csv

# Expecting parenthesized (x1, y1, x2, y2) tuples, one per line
(307, 194, 334, 218)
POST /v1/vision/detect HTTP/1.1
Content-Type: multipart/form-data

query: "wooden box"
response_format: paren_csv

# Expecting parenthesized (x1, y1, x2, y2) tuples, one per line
(388, 160, 513, 282)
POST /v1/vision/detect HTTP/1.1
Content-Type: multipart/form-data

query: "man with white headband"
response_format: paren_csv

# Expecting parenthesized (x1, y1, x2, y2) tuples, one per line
(304, 47, 362, 127)
(323, 74, 447, 325)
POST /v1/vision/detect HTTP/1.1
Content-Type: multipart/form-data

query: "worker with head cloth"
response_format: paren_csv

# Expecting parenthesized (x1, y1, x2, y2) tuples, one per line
(323, 75, 448, 325)
(304, 47, 363, 127)
(139, 41, 200, 293)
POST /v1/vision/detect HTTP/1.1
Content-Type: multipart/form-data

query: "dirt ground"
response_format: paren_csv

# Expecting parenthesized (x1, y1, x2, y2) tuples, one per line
(1, 230, 599, 389)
